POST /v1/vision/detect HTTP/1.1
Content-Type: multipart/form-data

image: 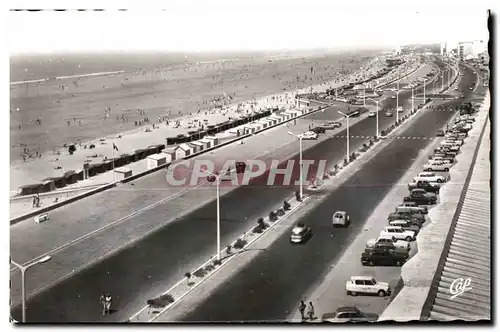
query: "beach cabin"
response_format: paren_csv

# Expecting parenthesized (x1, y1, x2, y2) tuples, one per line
(199, 138, 212, 149)
(20, 184, 42, 196)
(147, 153, 168, 170)
(278, 112, 290, 121)
(295, 98, 311, 108)
(114, 167, 132, 180)
(191, 141, 205, 152)
(204, 136, 219, 147)
(188, 143, 201, 154)
(251, 122, 263, 132)
(63, 170, 80, 185)
(241, 125, 254, 135)
(162, 148, 176, 162)
(40, 179, 56, 193)
(174, 143, 192, 160)
(257, 119, 270, 129)
(268, 115, 282, 124)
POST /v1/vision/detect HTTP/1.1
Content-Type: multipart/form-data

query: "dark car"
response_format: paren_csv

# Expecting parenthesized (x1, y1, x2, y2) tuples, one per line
(436, 129, 445, 137)
(361, 251, 409, 266)
(311, 126, 326, 134)
(408, 180, 440, 194)
(404, 189, 437, 205)
(236, 161, 247, 174)
(290, 223, 312, 244)
(322, 306, 379, 322)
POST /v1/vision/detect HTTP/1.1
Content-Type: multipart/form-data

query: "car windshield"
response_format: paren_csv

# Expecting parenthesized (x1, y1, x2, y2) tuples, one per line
(334, 213, 343, 218)
(370, 278, 377, 285)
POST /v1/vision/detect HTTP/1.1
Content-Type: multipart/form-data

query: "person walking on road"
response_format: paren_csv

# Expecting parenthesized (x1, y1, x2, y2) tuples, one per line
(299, 300, 307, 321)
(99, 293, 106, 315)
(104, 293, 112, 315)
(307, 302, 315, 320)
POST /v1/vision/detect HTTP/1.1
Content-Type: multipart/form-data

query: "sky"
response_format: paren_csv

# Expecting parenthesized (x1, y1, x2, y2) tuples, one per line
(4, 1, 492, 54)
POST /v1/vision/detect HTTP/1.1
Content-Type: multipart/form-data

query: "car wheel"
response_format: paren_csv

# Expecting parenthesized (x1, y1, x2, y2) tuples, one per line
(444, 168, 449, 172)
(437, 179, 443, 183)
(351, 291, 357, 296)
(426, 168, 432, 171)
(377, 290, 387, 297)
(405, 236, 413, 242)
(396, 260, 402, 266)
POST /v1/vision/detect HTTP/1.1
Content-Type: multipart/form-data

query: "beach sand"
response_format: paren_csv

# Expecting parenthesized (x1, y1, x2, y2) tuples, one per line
(10, 51, 382, 161)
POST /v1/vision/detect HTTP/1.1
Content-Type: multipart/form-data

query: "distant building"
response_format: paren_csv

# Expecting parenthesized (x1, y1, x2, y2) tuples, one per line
(440, 43, 447, 56)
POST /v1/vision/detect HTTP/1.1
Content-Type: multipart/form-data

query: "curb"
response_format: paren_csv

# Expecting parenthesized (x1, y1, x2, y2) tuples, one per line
(129, 194, 310, 322)
(10, 105, 328, 225)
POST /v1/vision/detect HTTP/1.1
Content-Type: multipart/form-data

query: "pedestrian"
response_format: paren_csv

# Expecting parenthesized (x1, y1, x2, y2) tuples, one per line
(104, 293, 112, 315)
(299, 300, 306, 320)
(32, 196, 36, 208)
(307, 302, 315, 320)
(99, 293, 106, 315)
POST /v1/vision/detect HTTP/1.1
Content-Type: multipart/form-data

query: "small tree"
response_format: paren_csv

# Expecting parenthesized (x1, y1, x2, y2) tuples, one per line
(283, 200, 291, 210)
(185, 272, 192, 285)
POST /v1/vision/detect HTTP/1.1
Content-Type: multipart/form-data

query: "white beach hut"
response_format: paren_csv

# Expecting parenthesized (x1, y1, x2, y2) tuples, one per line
(147, 153, 168, 170)
(174, 143, 192, 160)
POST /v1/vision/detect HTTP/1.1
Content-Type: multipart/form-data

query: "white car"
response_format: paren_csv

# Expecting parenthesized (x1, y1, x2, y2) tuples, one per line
(289, 223, 312, 243)
(423, 161, 452, 172)
(368, 111, 376, 117)
(332, 211, 350, 227)
(391, 96, 396, 99)
(413, 171, 446, 183)
(345, 276, 391, 297)
(366, 235, 410, 251)
(299, 131, 318, 140)
(380, 226, 415, 242)
(397, 106, 403, 112)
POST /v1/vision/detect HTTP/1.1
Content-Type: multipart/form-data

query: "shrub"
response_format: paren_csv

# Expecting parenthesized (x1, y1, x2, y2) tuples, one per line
(253, 225, 264, 233)
(276, 208, 285, 216)
(147, 294, 175, 308)
(226, 244, 232, 255)
(234, 238, 247, 249)
(269, 211, 278, 221)
(369, 140, 374, 146)
(212, 259, 221, 266)
(283, 200, 291, 210)
(185, 272, 191, 279)
(343, 158, 348, 166)
(193, 268, 207, 278)
(68, 145, 76, 155)
(204, 264, 215, 273)
(362, 143, 368, 151)
(334, 164, 339, 170)
(295, 191, 302, 202)
(258, 218, 268, 229)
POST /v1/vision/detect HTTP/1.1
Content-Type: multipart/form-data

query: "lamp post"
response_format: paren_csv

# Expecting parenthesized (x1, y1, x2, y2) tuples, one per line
(199, 168, 236, 261)
(363, 86, 366, 106)
(442, 70, 445, 92)
(288, 131, 304, 200)
(396, 81, 400, 123)
(423, 78, 427, 102)
(338, 111, 352, 163)
(11, 255, 51, 323)
(411, 87, 415, 112)
(366, 98, 380, 137)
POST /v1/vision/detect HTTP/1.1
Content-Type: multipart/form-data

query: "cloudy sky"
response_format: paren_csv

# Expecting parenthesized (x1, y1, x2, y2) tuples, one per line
(5, 0, 491, 54)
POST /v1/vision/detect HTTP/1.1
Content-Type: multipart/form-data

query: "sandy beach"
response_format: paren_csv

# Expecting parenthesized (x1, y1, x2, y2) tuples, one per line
(10, 50, 382, 162)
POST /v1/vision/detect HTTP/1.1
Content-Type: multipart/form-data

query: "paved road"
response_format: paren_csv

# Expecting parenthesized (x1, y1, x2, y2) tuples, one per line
(10, 58, 447, 322)
(172, 64, 481, 322)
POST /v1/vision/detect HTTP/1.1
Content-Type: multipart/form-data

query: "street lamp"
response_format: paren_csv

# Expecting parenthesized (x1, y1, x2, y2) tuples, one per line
(423, 78, 427, 102)
(11, 255, 51, 323)
(396, 81, 400, 123)
(288, 131, 304, 200)
(199, 168, 236, 261)
(411, 87, 415, 112)
(338, 111, 352, 163)
(366, 98, 380, 137)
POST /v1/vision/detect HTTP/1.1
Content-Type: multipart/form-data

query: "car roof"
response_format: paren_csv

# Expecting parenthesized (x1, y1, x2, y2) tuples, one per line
(352, 276, 374, 280)
(336, 306, 360, 312)
(334, 211, 346, 215)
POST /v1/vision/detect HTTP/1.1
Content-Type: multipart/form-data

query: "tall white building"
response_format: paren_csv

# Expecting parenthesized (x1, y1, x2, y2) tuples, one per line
(440, 43, 447, 56)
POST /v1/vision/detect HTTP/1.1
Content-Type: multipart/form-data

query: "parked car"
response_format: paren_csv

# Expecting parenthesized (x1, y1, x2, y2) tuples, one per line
(289, 223, 312, 244)
(423, 160, 452, 172)
(397, 106, 403, 113)
(385, 110, 393, 117)
(380, 226, 416, 242)
(366, 235, 410, 252)
(299, 131, 318, 140)
(368, 111, 376, 118)
(388, 220, 421, 235)
(311, 126, 326, 134)
(388, 211, 425, 224)
(323, 306, 379, 323)
(396, 201, 429, 214)
(430, 155, 455, 164)
(345, 276, 391, 297)
(361, 250, 409, 266)
(332, 211, 350, 227)
(404, 188, 437, 205)
(413, 171, 446, 183)
(322, 121, 342, 130)
(436, 129, 445, 137)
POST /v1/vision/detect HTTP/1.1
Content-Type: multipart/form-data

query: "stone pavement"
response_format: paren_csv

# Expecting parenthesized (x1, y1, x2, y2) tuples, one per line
(379, 91, 490, 321)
